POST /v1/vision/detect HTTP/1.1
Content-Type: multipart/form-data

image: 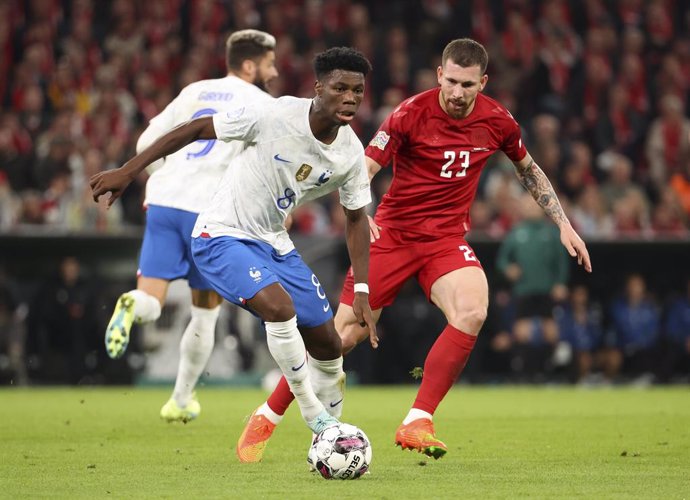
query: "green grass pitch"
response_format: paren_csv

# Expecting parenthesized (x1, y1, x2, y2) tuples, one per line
(1, 386, 689, 499)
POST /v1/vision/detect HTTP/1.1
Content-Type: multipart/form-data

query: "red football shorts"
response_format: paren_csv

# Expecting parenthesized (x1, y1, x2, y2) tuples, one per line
(340, 225, 483, 310)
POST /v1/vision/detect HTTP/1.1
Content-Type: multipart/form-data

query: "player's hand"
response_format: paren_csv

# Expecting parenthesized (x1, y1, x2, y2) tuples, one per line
(352, 292, 378, 349)
(89, 169, 134, 207)
(368, 215, 381, 242)
(560, 224, 592, 273)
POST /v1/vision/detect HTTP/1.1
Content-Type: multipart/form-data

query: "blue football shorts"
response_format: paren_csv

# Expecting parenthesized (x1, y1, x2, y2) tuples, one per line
(191, 235, 333, 328)
(138, 204, 212, 290)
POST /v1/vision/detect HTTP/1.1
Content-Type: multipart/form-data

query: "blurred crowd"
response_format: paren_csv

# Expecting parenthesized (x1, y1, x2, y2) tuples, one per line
(2, 249, 689, 386)
(479, 198, 690, 385)
(367, 271, 690, 386)
(1, 0, 690, 237)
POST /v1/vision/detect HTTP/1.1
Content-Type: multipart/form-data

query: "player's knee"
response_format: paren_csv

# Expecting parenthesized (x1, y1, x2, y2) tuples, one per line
(334, 308, 359, 354)
(192, 289, 223, 308)
(261, 302, 296, 323)
(315, 323, 342, 358)
(473, 304, 488, 325)
(340, 326, 361, 355)
(323, 330, 342, 358)
(337, 315, 371, 354)
(304, 323, 342, 359)
(449, 302, 487, 332)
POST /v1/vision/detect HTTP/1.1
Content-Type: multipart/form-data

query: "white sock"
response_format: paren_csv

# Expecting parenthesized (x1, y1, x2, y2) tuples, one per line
(308, 354, 345, 418)
(256, 401, 283, 425)
(172, 305, 219, 407)
(265, 316, 324, 423)
(402, 408, 433, 425)
(127, 289, 161, 323)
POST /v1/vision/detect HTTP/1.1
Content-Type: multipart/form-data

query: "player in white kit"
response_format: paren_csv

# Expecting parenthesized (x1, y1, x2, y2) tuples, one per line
(101, 30, 278, 423)
(91, 47, 377, 448)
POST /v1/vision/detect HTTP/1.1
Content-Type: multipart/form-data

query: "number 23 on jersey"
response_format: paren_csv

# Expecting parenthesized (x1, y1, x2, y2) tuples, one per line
(440, 150, 471, 178)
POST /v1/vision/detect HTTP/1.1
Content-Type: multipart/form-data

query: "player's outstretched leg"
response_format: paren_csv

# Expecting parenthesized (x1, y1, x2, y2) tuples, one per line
(160, 392, 201, 423)
(395, 414, 448, 460)
(105, 289, 161, 359)
(395, 324, 479, 459)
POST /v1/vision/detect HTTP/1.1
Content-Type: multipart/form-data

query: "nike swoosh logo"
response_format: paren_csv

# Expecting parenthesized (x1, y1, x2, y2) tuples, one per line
(329, 398, 343, 408)
(274, 154, 291, 163)
(323, 303, 330, 312)
(291, 358, 306, 371)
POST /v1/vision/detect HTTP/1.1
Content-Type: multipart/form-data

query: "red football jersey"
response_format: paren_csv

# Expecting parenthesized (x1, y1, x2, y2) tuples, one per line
(366, 88, 527, 238)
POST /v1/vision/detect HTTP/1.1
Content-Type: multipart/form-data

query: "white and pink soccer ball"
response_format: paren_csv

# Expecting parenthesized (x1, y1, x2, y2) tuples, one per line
(307, 423, 372, 480)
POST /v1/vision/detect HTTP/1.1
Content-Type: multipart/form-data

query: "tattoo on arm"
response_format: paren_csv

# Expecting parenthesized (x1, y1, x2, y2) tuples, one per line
(515, 159, 569, 226)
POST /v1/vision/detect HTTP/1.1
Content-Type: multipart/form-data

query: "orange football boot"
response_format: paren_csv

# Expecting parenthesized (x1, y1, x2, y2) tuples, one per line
(394, 418, 448, 459)
(236, 410, 277, 463)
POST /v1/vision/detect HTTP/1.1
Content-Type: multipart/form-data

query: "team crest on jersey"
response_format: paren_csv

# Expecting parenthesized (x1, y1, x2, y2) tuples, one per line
(295, 164, 313, 181)
(249, 267, 262, 283)
(369, 130, 390, 151)
(471, 128, 490, 147)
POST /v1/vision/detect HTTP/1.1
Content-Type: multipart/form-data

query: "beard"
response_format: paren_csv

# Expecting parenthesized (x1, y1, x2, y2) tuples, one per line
(444, 97, 471, 118)
(253, 75, 268, 92)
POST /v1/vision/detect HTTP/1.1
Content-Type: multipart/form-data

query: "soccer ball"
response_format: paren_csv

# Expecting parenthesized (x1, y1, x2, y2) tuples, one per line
(307, 423, 372, 480)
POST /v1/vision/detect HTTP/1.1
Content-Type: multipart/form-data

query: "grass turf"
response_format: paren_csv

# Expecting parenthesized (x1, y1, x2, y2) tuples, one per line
(1, 386, 689, 499)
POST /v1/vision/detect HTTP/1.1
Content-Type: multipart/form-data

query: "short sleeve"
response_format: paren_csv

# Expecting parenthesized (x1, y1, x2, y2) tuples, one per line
(148, 98, 176, 131)
(501, 115, 527, 162)
(212, 103, 261, 143)
(338, 150, 372, 210)
(364, 108, 406, 167)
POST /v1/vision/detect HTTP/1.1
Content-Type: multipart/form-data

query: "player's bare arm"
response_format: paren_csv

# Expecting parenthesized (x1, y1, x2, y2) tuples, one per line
(343, 205, 378, 348)
(90, 116, 217, 206)
(514, 152, 592, 273)
(513, 153, 568, 226)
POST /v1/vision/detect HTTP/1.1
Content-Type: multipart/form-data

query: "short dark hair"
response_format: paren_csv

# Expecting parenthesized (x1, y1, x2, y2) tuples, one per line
(313, 47, 372, 80)
(225, 29, 276, 71)
(442, 38, 488, 74)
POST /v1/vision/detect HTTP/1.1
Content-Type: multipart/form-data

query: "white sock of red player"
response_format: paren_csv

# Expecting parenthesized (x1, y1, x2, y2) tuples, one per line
(256, 401, 283, 425)
(402, 408, 433, 425)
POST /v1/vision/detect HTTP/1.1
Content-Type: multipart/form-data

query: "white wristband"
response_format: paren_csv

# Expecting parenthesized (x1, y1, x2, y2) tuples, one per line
(354, 283, 370, 294)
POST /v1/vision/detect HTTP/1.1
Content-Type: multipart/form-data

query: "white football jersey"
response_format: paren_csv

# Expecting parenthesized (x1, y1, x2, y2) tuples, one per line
(143, 75, 272, 213)
(192, 96, 371, 255)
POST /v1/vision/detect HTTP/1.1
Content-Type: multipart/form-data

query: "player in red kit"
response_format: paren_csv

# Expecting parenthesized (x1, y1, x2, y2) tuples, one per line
(237, 38, 592, 462)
